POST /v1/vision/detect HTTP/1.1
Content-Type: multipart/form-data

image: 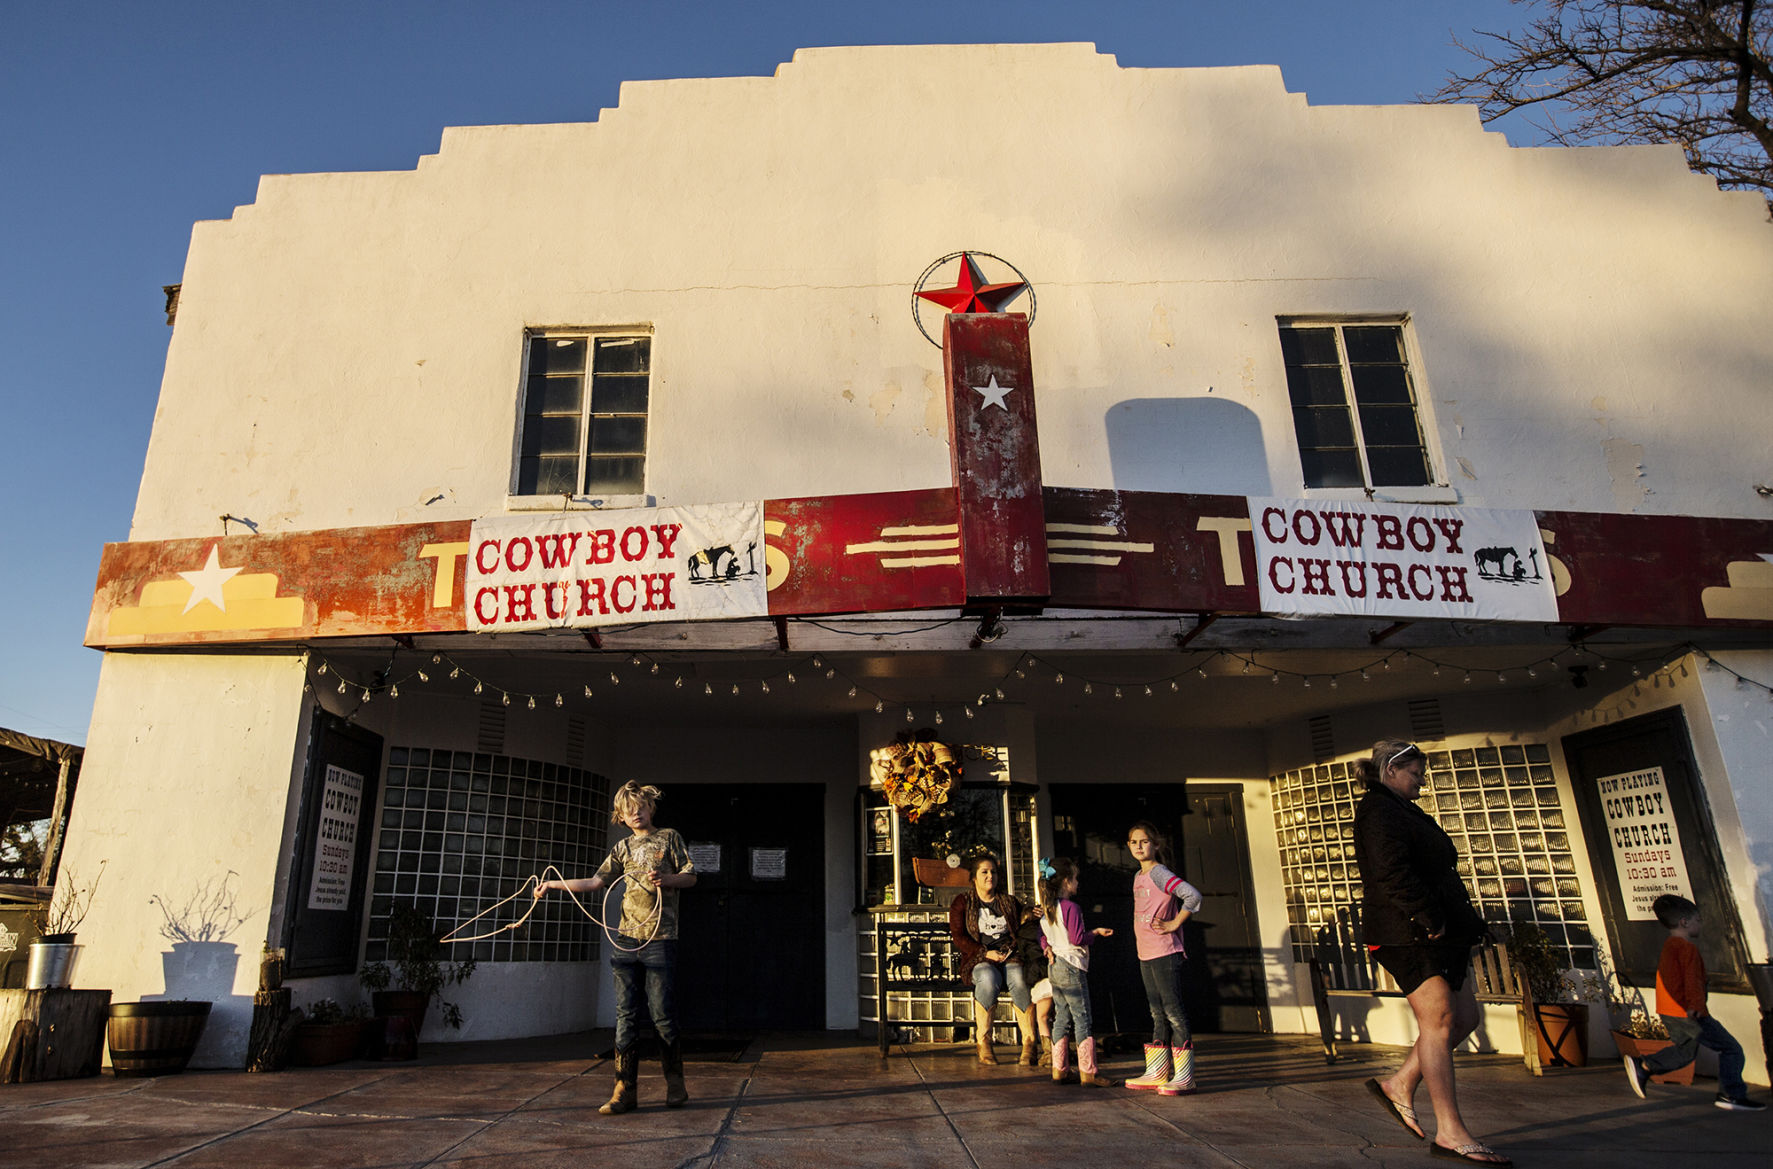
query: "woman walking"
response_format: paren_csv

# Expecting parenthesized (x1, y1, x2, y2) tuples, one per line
(1353, 740, 1510, 1166)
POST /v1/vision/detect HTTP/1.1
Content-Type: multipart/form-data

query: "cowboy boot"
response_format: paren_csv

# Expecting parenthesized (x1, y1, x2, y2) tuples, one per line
(599, 1046, 638, 1115)
(973, 1002, 998, 1065)
(1039, 1033, 1054, 1068)
(1158, 1042, 1196, 1096)
(661, 1038, 689, 1108)
(1078, 1037, 1116, 1088)
(1016, 1005, 1039, 1066)
(1124, 1043, 1171, 1090)
(1051, 1036, 1074, 1083)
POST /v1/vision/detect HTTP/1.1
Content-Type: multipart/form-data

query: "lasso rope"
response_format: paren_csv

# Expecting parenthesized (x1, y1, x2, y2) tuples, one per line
(438, 863, 663, 952)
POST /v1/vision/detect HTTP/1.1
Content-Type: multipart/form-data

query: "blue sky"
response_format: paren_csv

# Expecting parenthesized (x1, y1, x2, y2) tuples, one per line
(1, 0, 1531, 745)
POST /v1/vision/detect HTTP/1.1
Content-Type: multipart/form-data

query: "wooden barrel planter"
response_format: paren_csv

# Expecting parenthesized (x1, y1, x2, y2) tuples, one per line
(107, 1001, 211, 1077)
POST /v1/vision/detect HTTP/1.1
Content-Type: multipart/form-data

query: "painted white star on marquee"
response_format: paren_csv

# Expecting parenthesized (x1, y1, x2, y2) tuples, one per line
(972, 375, 1014, 411)
(178, 544, 243, 614)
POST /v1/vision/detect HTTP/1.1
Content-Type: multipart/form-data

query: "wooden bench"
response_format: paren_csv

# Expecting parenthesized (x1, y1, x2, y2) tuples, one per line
(1308, 940, 1537, 1072)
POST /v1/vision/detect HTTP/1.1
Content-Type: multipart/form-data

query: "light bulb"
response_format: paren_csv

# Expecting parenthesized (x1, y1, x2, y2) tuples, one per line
(585, 684, 595, 698)
(527, 696, 536, 710)
(390, 684, 399, 698)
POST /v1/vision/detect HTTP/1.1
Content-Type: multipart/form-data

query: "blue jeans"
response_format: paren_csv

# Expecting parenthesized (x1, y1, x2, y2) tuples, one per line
(971, 960, 1032, 1012)
(1050, 960, 1092, 1045)
(1647, 1013, 1747, 1098)
(1140, 952, 1192, 1047)
(610, 937, 677, 1051)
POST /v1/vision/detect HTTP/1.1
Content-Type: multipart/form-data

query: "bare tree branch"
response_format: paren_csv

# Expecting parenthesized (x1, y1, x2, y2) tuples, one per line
(1431, 0, 1772, 214)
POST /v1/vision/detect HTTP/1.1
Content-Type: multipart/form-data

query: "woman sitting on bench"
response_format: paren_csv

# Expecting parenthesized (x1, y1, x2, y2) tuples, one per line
(949, 853, 1038, 1066)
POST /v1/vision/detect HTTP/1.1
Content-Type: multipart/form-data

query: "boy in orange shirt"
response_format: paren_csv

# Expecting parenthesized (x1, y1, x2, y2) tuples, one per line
(1622, 894, 1764, 1110)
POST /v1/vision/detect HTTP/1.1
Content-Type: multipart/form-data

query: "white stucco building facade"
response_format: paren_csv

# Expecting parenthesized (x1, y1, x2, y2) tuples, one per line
(60, 44, 1772, 1074)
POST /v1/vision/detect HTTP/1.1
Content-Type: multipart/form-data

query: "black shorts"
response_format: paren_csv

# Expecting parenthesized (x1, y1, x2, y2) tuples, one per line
(1372, 944, 1473, 996)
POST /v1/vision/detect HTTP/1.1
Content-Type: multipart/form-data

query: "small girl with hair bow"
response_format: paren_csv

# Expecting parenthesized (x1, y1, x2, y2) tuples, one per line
(1039, 856, 1116, 1087)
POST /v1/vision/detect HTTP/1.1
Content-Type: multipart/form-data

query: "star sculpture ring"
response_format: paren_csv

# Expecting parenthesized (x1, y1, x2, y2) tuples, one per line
(911, 250, 1035, 347)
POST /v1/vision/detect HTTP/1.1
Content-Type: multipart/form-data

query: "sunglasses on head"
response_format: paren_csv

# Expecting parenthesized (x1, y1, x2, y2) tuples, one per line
(1387, 744, 1424, 769)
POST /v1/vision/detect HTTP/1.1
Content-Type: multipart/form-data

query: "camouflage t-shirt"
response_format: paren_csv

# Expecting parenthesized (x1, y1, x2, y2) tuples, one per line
(595, 828, 694, 940)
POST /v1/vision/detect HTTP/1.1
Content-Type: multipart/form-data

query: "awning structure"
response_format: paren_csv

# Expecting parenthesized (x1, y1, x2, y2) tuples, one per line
(0, 726, 82, 889)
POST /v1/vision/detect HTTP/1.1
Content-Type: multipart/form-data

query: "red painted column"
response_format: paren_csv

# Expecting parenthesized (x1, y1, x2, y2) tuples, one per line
(943, 313, 1050, 610)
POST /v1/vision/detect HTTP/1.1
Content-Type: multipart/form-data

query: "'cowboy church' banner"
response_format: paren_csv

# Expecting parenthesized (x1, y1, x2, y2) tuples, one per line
(1247, 498, 1559, 622)
(467, 503, 768, 632)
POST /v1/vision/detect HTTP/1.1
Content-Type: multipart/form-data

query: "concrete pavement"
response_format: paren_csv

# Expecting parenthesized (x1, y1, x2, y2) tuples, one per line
(1, 1032, 1766, 1168)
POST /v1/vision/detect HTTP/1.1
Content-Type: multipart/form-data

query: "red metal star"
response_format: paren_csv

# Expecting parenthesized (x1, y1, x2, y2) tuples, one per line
(916, 253, 1026, 315)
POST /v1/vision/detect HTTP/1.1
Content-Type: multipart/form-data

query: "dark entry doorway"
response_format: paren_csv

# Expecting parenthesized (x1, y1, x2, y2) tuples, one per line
(1048, 782, 1267, 1035)
(662, 783, 826, 1031)
(1563, 711, 1751, 991)
(1180, 785, 1269, 1033)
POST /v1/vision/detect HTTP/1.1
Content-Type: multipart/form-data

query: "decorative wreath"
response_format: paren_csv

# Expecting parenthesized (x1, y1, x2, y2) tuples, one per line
(869, 731, 962, 822)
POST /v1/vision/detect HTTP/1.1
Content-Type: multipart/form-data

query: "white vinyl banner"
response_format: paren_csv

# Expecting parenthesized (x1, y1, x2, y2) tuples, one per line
(1595, 767, 1693, 920)
(467, 503, 768, 632)
(1248, 498, 1558, 621)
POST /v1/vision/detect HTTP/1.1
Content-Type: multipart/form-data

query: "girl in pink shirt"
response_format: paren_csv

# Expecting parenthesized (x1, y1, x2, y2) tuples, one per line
(1125, 820, 1203, 1095)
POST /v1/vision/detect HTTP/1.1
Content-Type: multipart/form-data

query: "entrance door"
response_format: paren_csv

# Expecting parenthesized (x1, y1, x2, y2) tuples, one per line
(1048, 784, 1188, 1036)
(1180, 785, 1269, 1033)
(1048, 783, 1267, 1035)
(663, 783, 826, 1031)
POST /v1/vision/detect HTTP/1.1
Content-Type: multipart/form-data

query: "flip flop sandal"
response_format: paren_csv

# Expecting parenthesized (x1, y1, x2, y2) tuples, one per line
(1366, 1077, 1425, 1140)
(1429, 1141, 1513, 1166)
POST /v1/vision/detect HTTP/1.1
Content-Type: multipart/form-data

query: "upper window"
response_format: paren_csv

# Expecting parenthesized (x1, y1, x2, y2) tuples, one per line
(1278, 322, 1432, 490)
(514, 333, 651, 497)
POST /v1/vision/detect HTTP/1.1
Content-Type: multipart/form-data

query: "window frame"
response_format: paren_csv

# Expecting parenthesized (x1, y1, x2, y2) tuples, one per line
(1275, 315, 1452, 502)
(507, 326, 655, 510)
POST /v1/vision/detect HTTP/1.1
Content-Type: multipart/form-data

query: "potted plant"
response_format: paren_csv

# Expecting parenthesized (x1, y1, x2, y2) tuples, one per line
(27, 861, 105, 989)
(1500, 921, 1591, 1068)
(289, 998, 372, 1067)
(1588, 953, 1694, 1086)
(359, 901, 475, 1045)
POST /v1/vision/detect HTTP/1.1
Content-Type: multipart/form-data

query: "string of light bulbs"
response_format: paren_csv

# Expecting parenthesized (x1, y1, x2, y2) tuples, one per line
(301, 635, 1768, 728)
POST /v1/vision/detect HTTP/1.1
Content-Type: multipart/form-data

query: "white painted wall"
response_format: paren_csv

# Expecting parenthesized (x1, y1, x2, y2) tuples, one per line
(1692, 650, 1773, 961)
(58, 652, 308, 1069)
(129, 43, 1773, 548)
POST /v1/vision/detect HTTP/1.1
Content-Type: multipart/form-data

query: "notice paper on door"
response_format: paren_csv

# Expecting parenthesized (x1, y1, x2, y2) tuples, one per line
(749, 848, 787, 880)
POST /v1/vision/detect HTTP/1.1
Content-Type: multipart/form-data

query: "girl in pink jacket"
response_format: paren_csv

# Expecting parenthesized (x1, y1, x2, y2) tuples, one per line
(1124, 820, 1203, 1095)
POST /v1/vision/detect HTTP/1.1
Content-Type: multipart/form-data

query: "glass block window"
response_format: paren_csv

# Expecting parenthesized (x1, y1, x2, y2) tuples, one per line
(369, 747, 611, 964)
(1272, 743, 1592, 970)
(1278, 321, 1432, 490)
(514, 333, 652, 497)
